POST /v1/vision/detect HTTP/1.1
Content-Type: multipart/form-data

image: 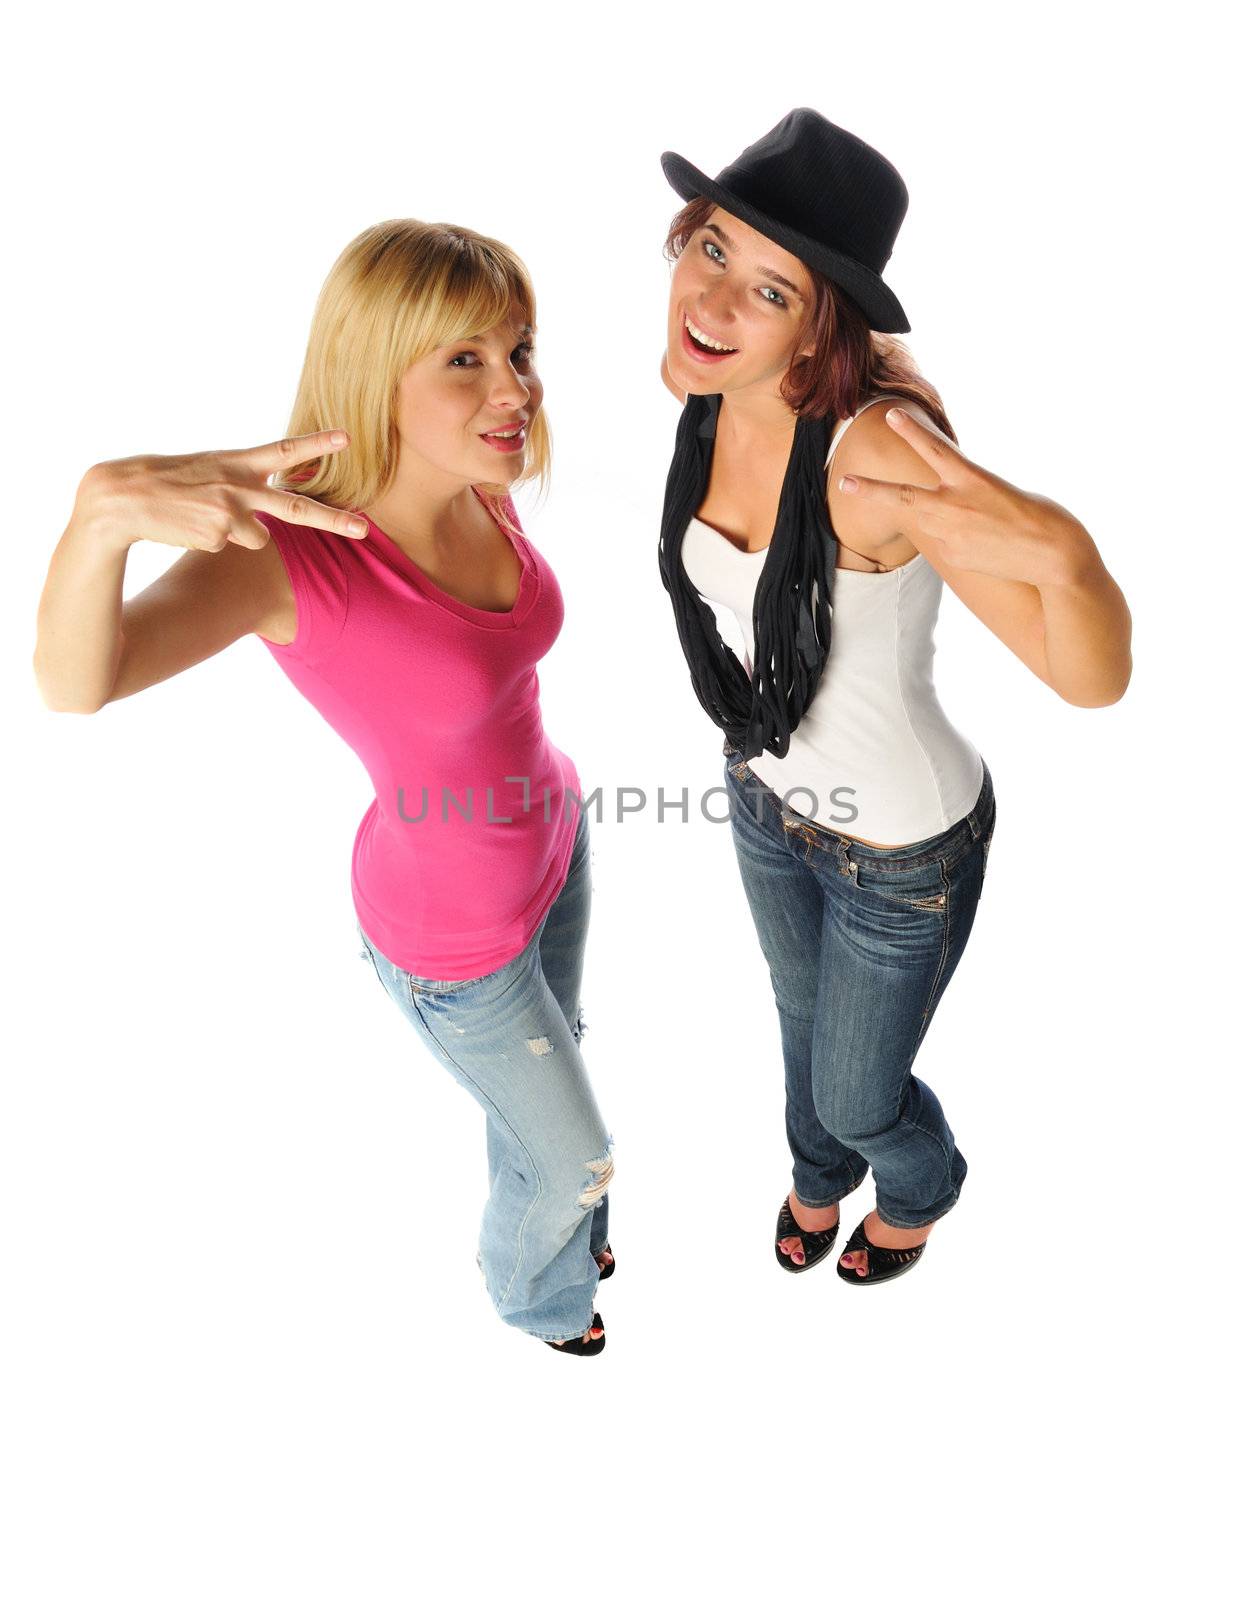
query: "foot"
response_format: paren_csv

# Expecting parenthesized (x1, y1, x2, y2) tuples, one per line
(549, 1248, 613, 1345)
(549, 1319, 605, 1348)
(778, 1189, 840, 1266)
(839, 1209, 934, 1277)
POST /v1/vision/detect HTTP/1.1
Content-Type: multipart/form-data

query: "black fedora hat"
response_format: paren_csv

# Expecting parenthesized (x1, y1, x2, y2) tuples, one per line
(661, 108, 911, 334)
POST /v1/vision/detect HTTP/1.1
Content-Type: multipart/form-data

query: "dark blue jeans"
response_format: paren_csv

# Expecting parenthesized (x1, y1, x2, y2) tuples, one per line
(723, 739, 997, 1229)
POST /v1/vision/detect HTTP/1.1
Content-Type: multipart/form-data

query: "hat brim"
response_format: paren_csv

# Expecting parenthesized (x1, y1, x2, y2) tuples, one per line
(660, 151, 911, 335)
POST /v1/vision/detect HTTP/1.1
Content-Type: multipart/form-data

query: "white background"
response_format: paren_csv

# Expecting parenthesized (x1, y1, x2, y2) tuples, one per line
(5, 2, 1243, 1595)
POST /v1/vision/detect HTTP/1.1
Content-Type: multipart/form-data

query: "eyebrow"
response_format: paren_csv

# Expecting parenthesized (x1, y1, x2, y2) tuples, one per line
(704, 224, 806, 302)
(462, 323, 535, 344)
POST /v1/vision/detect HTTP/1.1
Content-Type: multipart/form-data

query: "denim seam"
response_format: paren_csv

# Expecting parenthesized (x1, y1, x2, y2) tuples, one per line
(871, 857, 957, 1224)
(875, 1190, 962, 1230)
(857, 878, 949, 913)
(872, 1112, 961, 1228)
(850, 834, 975, 876)
(794, 1172, 867, 1210)
(913, 858, 952, 1043)
(528, 1321, 594, 1343)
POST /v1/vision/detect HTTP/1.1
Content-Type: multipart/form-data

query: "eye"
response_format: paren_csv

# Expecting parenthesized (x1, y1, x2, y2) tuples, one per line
(700, 235, 786, 308)
(449, 342, 535, 370)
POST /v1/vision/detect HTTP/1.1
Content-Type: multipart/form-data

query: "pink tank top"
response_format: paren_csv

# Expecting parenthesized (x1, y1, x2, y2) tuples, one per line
(256, 488, 582, 980)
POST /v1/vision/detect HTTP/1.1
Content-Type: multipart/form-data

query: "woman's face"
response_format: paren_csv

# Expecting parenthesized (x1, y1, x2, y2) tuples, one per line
(392, 305, 543, 487)
(666, 205, 815, 398)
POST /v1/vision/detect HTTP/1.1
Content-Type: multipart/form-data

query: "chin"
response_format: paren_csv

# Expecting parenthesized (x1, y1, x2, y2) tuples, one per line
(668, 354, 717, 393)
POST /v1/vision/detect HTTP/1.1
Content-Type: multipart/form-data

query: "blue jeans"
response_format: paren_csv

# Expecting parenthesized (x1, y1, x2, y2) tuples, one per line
(357, 807, 611, 1342)
(723, 739, 997, 1229)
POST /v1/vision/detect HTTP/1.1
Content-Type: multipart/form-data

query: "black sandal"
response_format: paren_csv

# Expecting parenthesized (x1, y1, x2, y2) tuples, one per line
(595, 1245, 615, 1281)
(836, 1218, 927, 1285)
(775, 1196, 841, 1274)
(545, 1311, 606, 1355)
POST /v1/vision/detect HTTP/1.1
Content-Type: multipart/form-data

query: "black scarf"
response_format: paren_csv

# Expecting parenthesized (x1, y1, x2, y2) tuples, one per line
(658, 391, 837, 761)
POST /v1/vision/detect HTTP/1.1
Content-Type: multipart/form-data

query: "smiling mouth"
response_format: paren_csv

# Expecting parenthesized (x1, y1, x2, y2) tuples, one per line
(684, 314, 739, 354)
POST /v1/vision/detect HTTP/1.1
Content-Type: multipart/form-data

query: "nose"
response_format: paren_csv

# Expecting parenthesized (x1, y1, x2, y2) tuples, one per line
(491, 365, 531, 409)
(697, 284, 737, 332)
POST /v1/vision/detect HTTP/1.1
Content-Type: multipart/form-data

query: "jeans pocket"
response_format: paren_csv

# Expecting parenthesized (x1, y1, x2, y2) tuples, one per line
(852, 855, 950, 914)
(407, 951, 518, 1002)
(408, 972, 488, 999)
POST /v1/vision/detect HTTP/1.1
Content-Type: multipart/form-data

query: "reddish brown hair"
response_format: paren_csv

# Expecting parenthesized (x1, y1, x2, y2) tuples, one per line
(664, 197, 958, 443)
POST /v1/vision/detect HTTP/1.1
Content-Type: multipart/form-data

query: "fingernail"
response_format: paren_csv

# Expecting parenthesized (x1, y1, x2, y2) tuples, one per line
(330, 431, 348, 446)
(839, 476, 858, 493)
(886, 407, 904, 423)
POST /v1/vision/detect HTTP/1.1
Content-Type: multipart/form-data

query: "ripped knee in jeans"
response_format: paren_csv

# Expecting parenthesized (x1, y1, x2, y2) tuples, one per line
(577, 1140, 614, 1209)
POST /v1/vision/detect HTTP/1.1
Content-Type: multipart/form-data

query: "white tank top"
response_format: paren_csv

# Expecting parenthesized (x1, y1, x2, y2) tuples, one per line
(681, 394, 984, 846)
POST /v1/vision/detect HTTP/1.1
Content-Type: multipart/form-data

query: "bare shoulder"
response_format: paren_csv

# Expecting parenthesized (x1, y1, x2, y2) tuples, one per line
(825, 399, 1057, 690)
(830, 397, 948, 489)
(826, 398, 946, 555)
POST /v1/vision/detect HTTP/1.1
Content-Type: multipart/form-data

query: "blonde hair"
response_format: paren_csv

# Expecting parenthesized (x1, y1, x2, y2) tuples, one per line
(272, 219, 551, 531)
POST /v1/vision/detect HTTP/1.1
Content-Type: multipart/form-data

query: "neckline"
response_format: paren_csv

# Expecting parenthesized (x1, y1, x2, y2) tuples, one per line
(687, 391, 924, 578)
(687, 516, 926, 578)
(360, 488, 537, 628)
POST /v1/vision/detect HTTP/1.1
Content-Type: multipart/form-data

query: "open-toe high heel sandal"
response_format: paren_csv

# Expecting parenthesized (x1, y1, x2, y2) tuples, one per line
(835, 1218, 927, 1285)
(545, 1311, 606, 1355)
(774, 1196, 840, 1274)
(595, 1245, 615, 1281)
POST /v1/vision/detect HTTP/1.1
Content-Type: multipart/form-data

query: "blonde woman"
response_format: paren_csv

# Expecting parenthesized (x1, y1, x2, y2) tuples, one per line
(34, 222, 614, 1354)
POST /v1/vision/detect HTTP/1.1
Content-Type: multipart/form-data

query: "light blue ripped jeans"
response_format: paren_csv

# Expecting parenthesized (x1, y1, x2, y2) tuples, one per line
(356, 807, 612, 1343)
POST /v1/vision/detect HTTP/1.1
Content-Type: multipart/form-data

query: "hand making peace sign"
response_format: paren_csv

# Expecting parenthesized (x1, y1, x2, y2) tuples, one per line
(839, 406, 1093, 590)
(81, 429, 370, 554)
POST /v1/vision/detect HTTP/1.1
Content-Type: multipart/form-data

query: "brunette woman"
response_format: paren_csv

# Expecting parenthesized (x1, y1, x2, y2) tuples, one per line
(35, 221, 613, 1352)
(656, 111, 1131, 1284)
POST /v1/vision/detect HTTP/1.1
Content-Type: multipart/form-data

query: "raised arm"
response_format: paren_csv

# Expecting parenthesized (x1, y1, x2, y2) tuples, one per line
(834, 403, 1132, 708)
(33, 431, 366, 713)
